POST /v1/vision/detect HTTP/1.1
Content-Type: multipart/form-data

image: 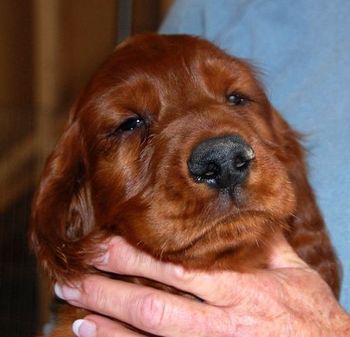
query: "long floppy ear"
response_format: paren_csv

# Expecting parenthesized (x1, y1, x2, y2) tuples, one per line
(30, 119, 98, 283)
(270, 108, 341, 297)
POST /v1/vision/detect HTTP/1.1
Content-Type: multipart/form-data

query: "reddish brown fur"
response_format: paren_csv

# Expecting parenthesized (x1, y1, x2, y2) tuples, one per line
(30, 34, 341, 336)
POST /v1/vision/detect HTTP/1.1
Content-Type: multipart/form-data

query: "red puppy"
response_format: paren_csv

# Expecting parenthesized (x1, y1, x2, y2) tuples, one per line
(30, 34, 341, 336)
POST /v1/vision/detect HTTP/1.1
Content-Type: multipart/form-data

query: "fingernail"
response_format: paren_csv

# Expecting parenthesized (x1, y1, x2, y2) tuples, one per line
(72, 319, 96, 337)
(54, 283, 80, 301)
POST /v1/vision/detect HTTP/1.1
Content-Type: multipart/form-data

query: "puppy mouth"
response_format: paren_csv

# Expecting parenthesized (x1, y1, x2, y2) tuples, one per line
(150, 206, 278, 258)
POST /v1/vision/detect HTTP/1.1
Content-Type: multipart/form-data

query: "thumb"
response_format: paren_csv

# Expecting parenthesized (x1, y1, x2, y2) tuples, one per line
(268, 233, 309, 269)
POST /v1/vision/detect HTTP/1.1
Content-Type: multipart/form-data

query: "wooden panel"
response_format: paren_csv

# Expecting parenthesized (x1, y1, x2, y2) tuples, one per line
(0, 0, 33, 108)
(0, 0, 35, 211)
(0, 0, 34, 154)
(33, 0, 62, 161)
(0, 134, 36, 211)
(59, 0, 118, 102)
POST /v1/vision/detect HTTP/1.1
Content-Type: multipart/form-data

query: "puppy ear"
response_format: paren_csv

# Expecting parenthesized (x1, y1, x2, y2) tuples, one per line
(30, 119, 97, 283)
(270, 108, 341, 297)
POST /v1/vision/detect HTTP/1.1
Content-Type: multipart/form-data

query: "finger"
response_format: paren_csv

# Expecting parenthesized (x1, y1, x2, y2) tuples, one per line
(268, 233, 309, 269)
(93, 236, 250, 305)
(56, 275, 231, 337)
(73, 316, 144, 337)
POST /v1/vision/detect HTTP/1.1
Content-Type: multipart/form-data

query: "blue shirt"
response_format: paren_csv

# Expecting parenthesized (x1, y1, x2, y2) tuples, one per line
(160, 0, 350, 310)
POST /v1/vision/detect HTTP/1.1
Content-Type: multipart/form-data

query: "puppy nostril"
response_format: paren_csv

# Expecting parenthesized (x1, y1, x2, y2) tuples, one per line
(195, 162, 221, 182)
(235, 158, 249, 171)
(234, 149, 255, 170)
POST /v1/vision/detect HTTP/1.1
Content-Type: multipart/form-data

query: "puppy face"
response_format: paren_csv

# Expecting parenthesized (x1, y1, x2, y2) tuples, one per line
(31, 34, 300, 280)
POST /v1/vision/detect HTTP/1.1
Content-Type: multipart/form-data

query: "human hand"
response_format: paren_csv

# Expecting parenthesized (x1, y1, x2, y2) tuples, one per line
(55, 235, 350, 337)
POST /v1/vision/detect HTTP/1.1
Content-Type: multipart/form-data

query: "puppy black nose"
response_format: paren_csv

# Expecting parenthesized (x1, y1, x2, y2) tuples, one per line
(188, 135, 255, 191)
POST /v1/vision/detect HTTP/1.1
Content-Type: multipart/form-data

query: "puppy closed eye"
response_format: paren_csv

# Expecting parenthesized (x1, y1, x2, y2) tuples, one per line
(106, 116, 146, 141)
(119, 116, 145, 131)
(226, 92, 250, 106)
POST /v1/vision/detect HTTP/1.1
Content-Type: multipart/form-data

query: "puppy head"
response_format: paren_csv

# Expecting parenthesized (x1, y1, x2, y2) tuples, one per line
(31, 34, 302, 281)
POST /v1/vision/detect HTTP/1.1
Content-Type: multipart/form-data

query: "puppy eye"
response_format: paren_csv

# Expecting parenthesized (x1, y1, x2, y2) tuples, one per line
(226, 93, 249, 106)
(119, 117, 145, 131)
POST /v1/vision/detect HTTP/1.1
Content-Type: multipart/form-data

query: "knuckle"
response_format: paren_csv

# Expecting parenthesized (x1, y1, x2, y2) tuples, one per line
(172, 265, 196, 284)
(133, 293, 167, 331)
(81, 277, 109, 309)
(109, 238, 136, 271)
